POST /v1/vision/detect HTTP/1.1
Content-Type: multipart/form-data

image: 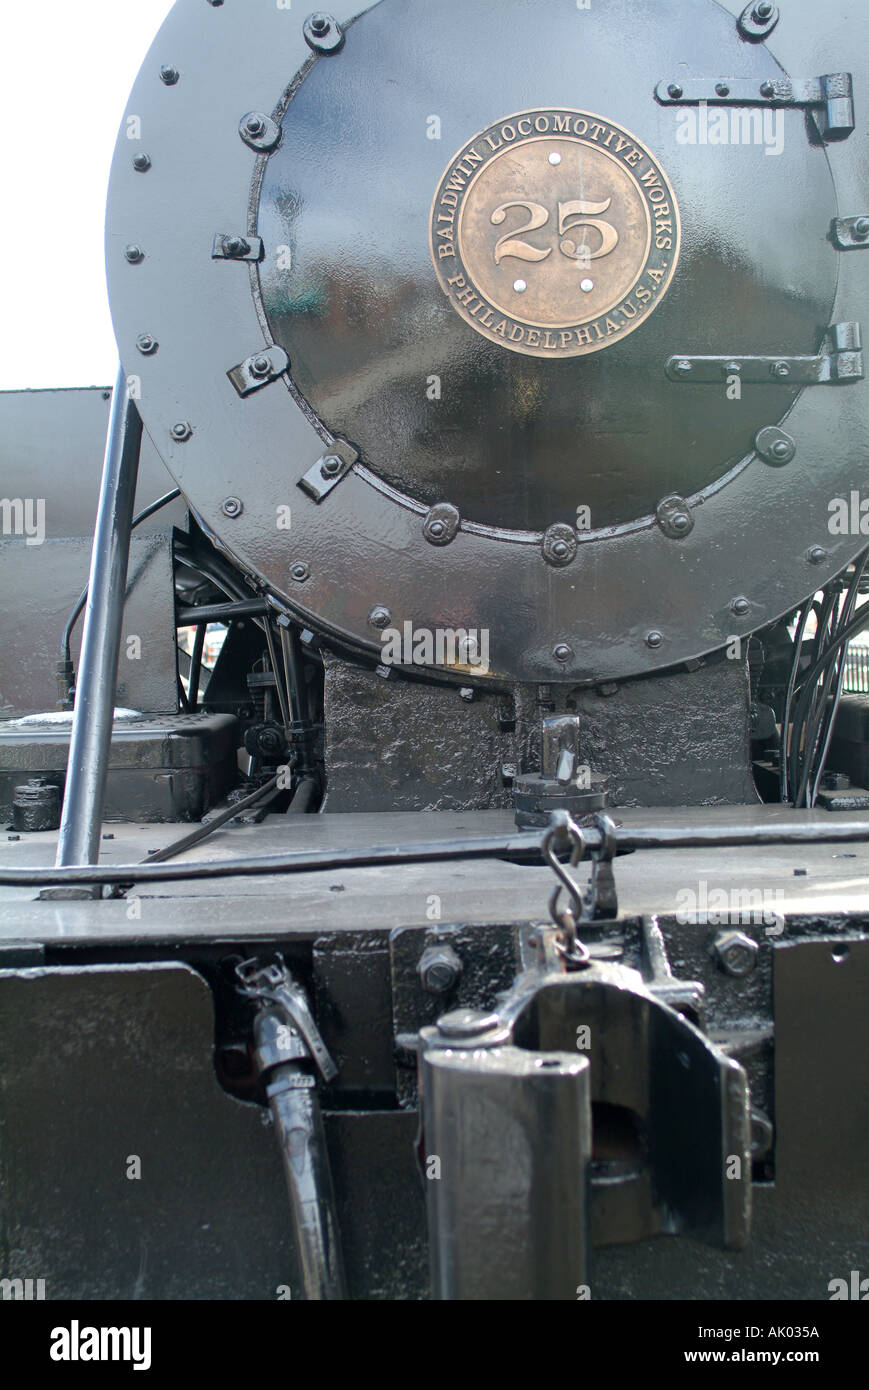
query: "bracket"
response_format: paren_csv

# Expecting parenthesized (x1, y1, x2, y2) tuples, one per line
(297, 438, 359, 502)
(227, 345, 289, 397)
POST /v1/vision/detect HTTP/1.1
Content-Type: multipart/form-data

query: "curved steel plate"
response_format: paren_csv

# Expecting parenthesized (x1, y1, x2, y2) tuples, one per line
(105, 0, 869, 684)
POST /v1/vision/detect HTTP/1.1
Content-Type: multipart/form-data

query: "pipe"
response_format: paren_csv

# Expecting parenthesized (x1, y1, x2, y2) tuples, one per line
(176, 598, 268, 626)
(55, 367, 142, 869)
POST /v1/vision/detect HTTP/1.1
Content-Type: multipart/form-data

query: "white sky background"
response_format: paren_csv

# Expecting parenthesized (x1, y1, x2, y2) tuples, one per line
(0, 0, 175, 390)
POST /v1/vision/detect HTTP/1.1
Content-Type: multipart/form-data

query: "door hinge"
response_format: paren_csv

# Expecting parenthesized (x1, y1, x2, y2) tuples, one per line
(666, 322, 863, 385)
(656, 72, 854, 141)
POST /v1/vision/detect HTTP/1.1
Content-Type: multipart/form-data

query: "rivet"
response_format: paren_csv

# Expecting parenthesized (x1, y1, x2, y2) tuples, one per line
(160, 65, 179, 85)
(171, 421, 192, 442)
(553, 644, 573, 662)
(731, 597, 750, 617)
(580, 278, 594, 292)
(136, 334, 157, 355)
(755, 425, 795, 466)
(760, 81, 775, 98)
(124, 244, 144, 263)
(772, 439, 791, 459)
(132, 153, 152, 172)
(715, 83, 730, 97)
(222, 496, 243, 518)
(667, 83, 683, 99)
(854, 218, 869, 239)
(808, 546, 827, 565)
(552, 540, 569, 559)
(646, 630, 664, 649)
(513, 279, 527, 293)
(369, 605, 392, 630)
(290, 562, 311, 583)
(321, 454, 343, 477)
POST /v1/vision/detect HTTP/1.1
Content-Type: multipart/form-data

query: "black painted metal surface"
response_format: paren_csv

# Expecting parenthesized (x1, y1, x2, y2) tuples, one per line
(104, 0, 869, 684)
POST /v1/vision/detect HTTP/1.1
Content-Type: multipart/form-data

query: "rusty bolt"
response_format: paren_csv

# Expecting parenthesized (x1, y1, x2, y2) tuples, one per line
(714, 930, 759, 977)
(418, 944, 462, 995)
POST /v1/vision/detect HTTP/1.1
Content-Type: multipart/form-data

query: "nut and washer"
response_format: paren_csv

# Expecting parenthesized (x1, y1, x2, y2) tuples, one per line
(755, 426, 796, 466)
(171, 421, 193, 442)
(160, 65, 179, 85)
(713, 930, 759, 977)
(418, 944, 463, 995)
(656, 494, 694, 539)
(136, 334, 158, 355)
(124, 245, 144, 264)
(368, 605, 392, 630)
(222, 497, 243, 518)
(239, 111, 281, 152)
(304, 13, 345, 53)
(542, 523, 577, 568)
(132, 153, 152, 172)
(290, 561, 311, 583)
(423, 502, 461, 546)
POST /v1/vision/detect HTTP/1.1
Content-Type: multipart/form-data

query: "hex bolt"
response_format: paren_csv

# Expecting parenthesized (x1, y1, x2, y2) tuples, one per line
(160, 65, 179, 85)
(310, 13, 331, 34)
(770, 361, 790, 379)
(753, 1, 774, 20)
(224, 235, 250, 257)
(760, 81, 775, 98)
(222, 496, 243, 518)
(125, 244, 144, 263)
(714, 930, 759, 977)
(553, 643, 573, 662)
(290, 561, 311, 583)
(171, 421, 192, 442)
(132, 153, 152, 172)
(646, 630, 663, 649)
(674, 359, 692, 375)
(715, 83, 730, 97)
(418, 944, 463, 995)
(321, 454, 343, 477)
(368, 605, 391, 630)
(667, 83, 683, 99)
(772, 439, 791, 460)
(250, 355, 271, 378)
(854, 218, 869, 239)
(731, 596, 750, 616)
(245, 114, 266, 137)
(808, 545, 827, 565)
(136, 334, 157, 355)
(427, 519, 446, 539)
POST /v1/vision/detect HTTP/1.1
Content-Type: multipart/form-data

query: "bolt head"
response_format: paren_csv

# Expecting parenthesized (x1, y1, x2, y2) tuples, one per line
(671, 512, 691, 532)
(224, 235, 248, 257)
(675, 359, 692, 374)
(132, 153, 151, 172)
(171, 421, 192, 442)
(136, 334, 157, 355)
(418, 945, 462, 995)
(251, 355, 271, 378)
(731, 596, 750, 617)
(553, 643, 573, 662)
(552, 540, 569, 558)
(715, 83, 730, 97)
(427, 519, 446, 538)
(754, 1, 774, 20)
(760, 81, 775, 98)
(321, 454, 343, 477)
(714, 930, 758, 977)
(646, 630, 663, 649)
(854, 218, 869, 239)
(771, 439, 791, 460)
(310, 14, 331, 34)
(222, 496, 243, 518)
(771, 361, 790, 379)
(124, 244, 144, 263)
(160, 65, 179, 85)
(245, 114, 265, 136)
(290, 562, 311, 583)
(369, 605, 391, 630)
(667, 83, 683, 99)
(808, 545, 827, 565)
(459, 687, 475, 702)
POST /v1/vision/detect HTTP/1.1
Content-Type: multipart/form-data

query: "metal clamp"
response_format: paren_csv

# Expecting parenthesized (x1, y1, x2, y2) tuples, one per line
(542, 810, 620, 965)
(227, 345, 290, 397)
(832, 217, 869, 251)
(235, 954, 337, 1083)
(667, 322, 863, 385)
(297, 439, 358, 502)
(656, 72, 854, 141)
